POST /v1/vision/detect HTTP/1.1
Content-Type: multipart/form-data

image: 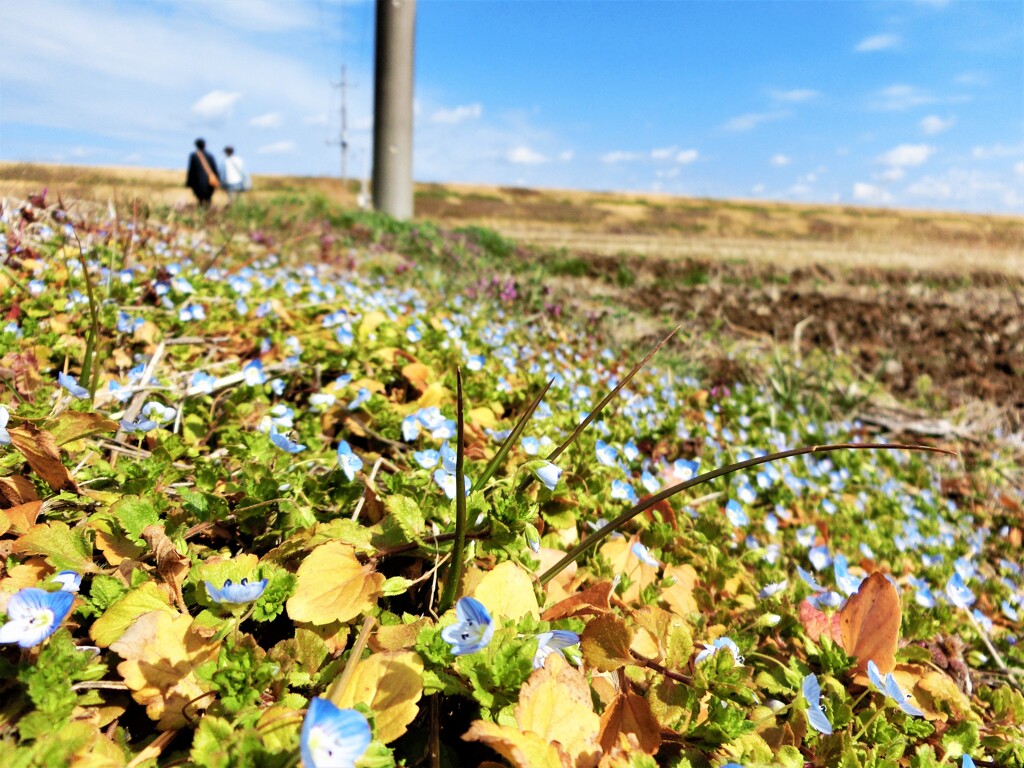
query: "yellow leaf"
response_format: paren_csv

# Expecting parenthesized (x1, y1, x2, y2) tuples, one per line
(336, 650, 424, 743)
(598, 536, 657, 604)
(660, 564, 699, 618)
(90, 581, 176, 648)
(286, 541, 384, 625)
(468, 406, 497, 429)
(358, 310, 388, 340)
(462, 721, 564, 768)
(581, 613, 635, 672)
(464, 654, 601, 768)
(915, 667, 975, 722)
(111, 611, 220, 730)
(473, 561, 540, 621)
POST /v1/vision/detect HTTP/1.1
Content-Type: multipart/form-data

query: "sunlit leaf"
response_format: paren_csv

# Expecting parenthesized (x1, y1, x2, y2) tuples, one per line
(111, 610, 220, 730)
(464, 653, 601, 768)
(581, 613, 635, 672)
(598, 689, 662, 755)
(90, 581, 176, 648)
(473, 560, 540, 622)
(8, 424, 78, 492)
(838, 571, 901, 674)
(336, 650, 424, 743)
(12, 519, 95, 572)
(286, 541, 384, 625)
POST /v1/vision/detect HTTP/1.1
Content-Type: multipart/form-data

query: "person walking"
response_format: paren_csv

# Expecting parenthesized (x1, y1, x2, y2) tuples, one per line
(222, 146, 252, 204)
(186, 138, 221, 208)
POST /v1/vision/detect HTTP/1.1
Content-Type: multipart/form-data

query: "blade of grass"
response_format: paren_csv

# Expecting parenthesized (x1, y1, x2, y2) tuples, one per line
(472, 377, 554, 492)
(546, 325, 678, 465)
(538, 441, 956, 586)
(437, 367, 467, 614)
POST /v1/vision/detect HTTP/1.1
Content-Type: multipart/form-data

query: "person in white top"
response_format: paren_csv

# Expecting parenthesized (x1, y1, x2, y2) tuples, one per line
(222, 146, 252, 204)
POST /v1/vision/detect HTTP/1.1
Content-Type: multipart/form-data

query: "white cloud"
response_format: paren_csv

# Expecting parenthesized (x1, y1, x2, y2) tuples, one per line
(722, 111, 787, 132)
(770, 88, 819, 103)
(507, 146, 546, 165)
(919, 115, 954, 135)
(558, 150, 575, 163)
(878, 143, 935, 167)
(770, 154, 790, 167)
(954, 71, 989, 87)
(852, 182, 892, 204)
(250, 111, 283, 128)
(971, 142, 1024, 160)
(257, 141, 296, 154)
(855, 33, 901, 52)
(1014, 161, 1024, 176)
(905, 168, 1021, 210)
(751, 183, 766, 194)
(878, 167, 906, 182)
(650, 146, 676, 161)
(191, 90, 241, 123)
(303, 113, 329, 126)
(429, 103, 483, 125)
(601, 150, 643, 164)
(675, 149, 699, 164)
(869, 84, 935, 111)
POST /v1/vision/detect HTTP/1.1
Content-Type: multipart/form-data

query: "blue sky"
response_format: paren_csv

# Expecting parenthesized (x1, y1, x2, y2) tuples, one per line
(1, 0, 1022, 213)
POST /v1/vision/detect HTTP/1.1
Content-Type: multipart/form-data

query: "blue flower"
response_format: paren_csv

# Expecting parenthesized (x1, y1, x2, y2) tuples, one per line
(945, 572, 975, 609)
(0, 587, 75, 647)
(695, 636, 743, 666)
(833, 553, 864, 597)
(595, 439, 617, 467)
(533, 630, 580, 669)
(300, 697, 372, 768)
(867, 659, 924, 717)
(190, 371, 217, 395)
(533, 460, 562, 491)
(270, 430, 306, 454)
(725, 499, 749, 527)
(205, 577, 269, 605)
(962, 756, 975, 768)
(58, 371, 90, 399)
(337, 441, 363, 481)
(802, 673, 833, 734)
(808, 545, 832, 571)
(441, 596, 494, 656)
(51, 570, 82, 593)
(347, 387, 372, 411)
(243, 360, 268, 386)
(0, 405, 10, 445)
(521, 436, 540, 455)
(631, 541, 660, 568)
(413, 449, 439, 469)
(610, 479, 638, 503)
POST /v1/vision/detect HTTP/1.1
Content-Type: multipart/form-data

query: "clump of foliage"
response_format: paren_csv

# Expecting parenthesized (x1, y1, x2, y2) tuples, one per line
(0, 192, 1020, 767)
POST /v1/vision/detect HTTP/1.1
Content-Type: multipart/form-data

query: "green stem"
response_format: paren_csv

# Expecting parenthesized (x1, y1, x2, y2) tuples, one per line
(69, 224, 102, 397)
(437, 368, 467, 614)
(852, 704, 886, 741)
(538, 441, 954, 586)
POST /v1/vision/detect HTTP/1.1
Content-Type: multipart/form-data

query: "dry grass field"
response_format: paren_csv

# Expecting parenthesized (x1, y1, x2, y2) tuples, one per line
(2, 161, 1022, 426)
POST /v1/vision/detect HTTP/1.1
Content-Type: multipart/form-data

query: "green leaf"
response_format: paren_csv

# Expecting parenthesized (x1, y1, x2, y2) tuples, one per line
(89, 580, 176, 647)
(11, 520, 94, 572)
(109, 495, 161, 545)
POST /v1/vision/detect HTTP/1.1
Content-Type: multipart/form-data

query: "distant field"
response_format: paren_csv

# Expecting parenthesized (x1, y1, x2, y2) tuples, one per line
(2, 161, 1022, 276)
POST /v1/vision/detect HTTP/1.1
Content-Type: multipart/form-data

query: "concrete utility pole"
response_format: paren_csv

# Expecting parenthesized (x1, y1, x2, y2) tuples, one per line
(372, 0, 416, 220)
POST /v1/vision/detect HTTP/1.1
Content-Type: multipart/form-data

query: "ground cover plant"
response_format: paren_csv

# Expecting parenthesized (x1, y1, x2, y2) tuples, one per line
(0, 192, 1022, 767)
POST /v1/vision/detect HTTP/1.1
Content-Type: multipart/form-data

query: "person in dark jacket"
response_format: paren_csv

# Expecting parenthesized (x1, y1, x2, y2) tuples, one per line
(186, 138, 221, 208)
